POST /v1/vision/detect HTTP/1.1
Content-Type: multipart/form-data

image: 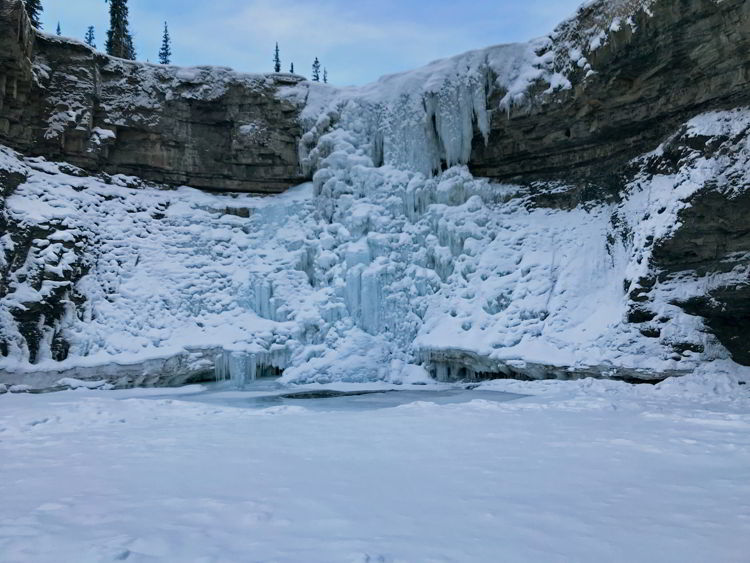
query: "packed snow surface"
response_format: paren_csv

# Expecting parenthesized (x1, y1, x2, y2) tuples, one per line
(1, 374, 749, 561)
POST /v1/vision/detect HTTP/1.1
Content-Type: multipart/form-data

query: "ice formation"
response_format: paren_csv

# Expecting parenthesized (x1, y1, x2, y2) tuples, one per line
(2, 0, 747, 386)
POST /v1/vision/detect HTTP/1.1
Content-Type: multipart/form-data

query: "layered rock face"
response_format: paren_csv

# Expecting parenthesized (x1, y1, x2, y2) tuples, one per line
(0, 0, 34, 143)
(470, 0, 750, 188)
(0, 0, 307, 193)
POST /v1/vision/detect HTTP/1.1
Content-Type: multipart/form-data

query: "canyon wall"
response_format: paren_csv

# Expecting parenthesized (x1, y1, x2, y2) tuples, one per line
(0, 0, 307, 193)
(462, 0, 750, 368)
(1, 0, 750, 387)
(469, 0, 750, 189)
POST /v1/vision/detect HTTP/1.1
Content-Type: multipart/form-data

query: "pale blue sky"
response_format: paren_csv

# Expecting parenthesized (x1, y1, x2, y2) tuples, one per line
(41, 0, 584, 85)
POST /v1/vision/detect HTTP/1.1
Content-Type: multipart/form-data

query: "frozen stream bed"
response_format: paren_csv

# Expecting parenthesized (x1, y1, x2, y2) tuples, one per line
(1, 372, 749, 562)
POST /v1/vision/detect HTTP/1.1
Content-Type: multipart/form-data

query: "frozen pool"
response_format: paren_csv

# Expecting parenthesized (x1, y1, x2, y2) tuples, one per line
(138, 381, 527, 412)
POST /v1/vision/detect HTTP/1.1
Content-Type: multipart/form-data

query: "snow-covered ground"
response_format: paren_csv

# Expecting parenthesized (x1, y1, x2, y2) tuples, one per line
(1, 374, 749, 562)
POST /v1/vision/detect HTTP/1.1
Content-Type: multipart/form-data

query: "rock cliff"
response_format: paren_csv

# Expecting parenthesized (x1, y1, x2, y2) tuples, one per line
(1, 0, 750, 388)
(464, 0, 750, 371)
(470, 0, 750, 188)
(0, 0, 307, 193)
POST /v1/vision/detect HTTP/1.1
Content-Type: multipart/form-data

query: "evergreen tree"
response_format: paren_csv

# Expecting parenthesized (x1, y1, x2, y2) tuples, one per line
(312, 57, 321, 82)
(56, 22, 61, 35)
(84, 26, 96, 48)
(105, 0, 136, 60)
(23, 0, 43, 29)
(158, 21, 172, 64)
(273, 43, 281, 73)
(289, 62, 294, 74)
(323, 68, 328, 84)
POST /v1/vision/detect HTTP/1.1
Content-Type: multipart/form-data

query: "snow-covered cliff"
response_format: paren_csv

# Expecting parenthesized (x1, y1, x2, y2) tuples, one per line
(1, 0, 750, 388)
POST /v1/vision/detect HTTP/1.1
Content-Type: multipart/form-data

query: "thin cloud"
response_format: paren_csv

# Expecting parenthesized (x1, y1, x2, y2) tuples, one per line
(42, 0, 584, 85)
(181, 0, 481, 83)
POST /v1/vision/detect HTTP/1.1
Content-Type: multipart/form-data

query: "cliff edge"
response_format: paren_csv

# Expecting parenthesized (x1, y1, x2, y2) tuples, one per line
(0, 0, 308, 193)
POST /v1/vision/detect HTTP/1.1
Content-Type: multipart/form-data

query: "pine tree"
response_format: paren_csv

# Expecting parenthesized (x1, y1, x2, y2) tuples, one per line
(105, 0, 136, 60)
(127, 39, 136, 60)
(56, 22, 61, 35)
(289, 62, 294, 74)
(23, 0, 43, 29)
(323, 68, 328, 84)
(158, 21, 172, 64)
(312, 57, 321, 82)
(273, 43, 281, 73)
(85, 26, 96, 48)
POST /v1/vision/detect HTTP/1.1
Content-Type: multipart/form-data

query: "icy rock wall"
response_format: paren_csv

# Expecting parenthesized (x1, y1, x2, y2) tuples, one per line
(470, 0, 750, 185)
(263, 0, 750, 383)
(296, 38, 565, 183)
(0, 148, 322, 386)
(3, 0, 750, 386)
(268, 13, 750, 382)
(2, 110, 745, 386)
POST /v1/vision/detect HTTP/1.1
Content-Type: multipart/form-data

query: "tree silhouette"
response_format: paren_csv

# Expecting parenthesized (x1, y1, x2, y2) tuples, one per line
(159, 21, 172, 64)
(312, 57, 321, 82)
(85, 26, 96, 48)
(273, 42, 281, 73)
(105, 0, 136, 60)
(23, 0, 43, 29)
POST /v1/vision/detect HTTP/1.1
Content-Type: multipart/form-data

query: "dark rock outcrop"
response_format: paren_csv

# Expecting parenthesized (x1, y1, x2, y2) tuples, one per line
(651, 162, 750, 364)
(0, 0, 307, 193)
(470, 0, 750, 190)
(0, 152, 88, 364)
(610, 116, 750, 366)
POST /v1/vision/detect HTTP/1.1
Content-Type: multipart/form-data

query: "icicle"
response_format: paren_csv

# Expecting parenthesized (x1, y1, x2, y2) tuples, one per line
(215, 351, 256, 388)
(215, 348, 290, 388)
